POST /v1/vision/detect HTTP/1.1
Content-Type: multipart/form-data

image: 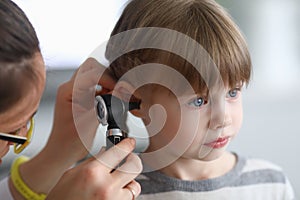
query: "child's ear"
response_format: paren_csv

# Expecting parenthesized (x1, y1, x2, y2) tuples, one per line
(113, 81, 139, 102)
(113, 81, 143, 118)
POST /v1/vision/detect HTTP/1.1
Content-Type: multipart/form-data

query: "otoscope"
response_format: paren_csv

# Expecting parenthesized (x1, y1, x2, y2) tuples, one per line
(95, 94, 140, 149)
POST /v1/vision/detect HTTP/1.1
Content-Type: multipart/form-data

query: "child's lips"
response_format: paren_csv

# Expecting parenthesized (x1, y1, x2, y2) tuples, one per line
(204, 137, 230, 148)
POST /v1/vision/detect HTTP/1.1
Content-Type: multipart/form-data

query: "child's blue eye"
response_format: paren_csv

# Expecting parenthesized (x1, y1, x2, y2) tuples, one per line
(189, 97, 205, 107)
(227, 88, 240, 98)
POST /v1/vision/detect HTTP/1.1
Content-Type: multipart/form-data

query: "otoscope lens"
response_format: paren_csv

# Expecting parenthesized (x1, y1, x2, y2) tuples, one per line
(98, 103, 105, 119)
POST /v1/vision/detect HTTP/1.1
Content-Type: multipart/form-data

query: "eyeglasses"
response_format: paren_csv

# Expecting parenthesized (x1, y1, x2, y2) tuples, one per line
(0, 117, 34, 154)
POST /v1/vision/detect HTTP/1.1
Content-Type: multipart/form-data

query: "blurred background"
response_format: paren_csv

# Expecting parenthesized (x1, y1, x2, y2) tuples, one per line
(0, 0, 299, 197)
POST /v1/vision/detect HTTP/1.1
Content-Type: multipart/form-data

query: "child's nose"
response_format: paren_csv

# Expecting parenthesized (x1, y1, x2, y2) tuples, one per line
(208, 103, 232, 130)
(209, 116, 232, 130)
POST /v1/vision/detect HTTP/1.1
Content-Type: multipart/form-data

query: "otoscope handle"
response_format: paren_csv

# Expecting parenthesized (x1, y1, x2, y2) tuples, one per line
(106, 135, 127, 149)
(105, 128, 128, 150)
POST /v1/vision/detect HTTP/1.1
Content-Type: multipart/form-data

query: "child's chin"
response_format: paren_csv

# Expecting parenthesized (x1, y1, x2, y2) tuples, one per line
(197, 146, 227, 161)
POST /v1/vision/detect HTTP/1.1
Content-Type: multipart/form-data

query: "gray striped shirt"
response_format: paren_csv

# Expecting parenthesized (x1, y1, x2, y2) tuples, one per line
(137, 154, 295, 200)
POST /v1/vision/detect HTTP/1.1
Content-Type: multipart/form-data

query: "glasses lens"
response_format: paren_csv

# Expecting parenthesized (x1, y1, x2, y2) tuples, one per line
(14, 118, 34, 154)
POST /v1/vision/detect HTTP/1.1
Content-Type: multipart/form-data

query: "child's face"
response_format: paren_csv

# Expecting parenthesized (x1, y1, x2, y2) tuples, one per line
(141, 85, 243, 162)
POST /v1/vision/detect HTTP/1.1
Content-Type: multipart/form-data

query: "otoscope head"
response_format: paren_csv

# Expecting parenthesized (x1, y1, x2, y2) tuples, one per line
(95, 94, 140, 132)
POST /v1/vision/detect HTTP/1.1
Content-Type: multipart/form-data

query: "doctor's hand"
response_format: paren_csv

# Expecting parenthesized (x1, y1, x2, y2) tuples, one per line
(46, 57, 116, 164)
(46, 138, 142, 200)
(11, 58, 117, 198)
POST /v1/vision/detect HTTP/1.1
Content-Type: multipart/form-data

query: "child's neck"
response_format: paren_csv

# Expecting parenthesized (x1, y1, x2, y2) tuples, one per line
(158, 152, 236, 181)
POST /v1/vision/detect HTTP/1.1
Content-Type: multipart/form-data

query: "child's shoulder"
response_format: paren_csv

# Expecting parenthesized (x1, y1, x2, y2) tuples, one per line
(237, 154, 295, 198)
(237, 153, 292, 187)
(240, 155, 283, 173)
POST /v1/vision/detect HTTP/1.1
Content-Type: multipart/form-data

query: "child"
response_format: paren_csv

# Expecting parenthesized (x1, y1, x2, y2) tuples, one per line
(104, 0, 295, 199)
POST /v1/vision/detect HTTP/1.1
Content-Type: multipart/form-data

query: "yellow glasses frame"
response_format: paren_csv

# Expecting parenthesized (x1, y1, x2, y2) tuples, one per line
(14, 118, 34, 154)
(0, 118, 34, 154)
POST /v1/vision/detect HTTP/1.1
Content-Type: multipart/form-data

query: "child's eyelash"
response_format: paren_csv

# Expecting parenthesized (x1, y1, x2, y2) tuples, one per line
(233, 87, 241, 91)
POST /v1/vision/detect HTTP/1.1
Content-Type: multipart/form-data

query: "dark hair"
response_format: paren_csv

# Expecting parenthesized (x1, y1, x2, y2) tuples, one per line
(0, 0, 41, 113)
(106, 0, 251, 94)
